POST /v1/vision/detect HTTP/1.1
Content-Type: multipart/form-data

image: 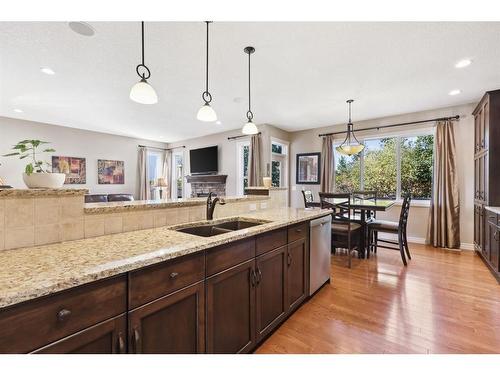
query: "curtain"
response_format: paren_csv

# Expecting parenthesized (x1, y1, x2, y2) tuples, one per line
(320, 135, 335, 192)
(427, 120, 460, 248)
(163, 150, 172, 199)
(249, 134, 261, 186)
(138, 147, 150, 200)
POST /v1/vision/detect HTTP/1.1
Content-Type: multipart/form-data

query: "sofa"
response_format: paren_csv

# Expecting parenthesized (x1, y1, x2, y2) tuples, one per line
(84, 194, 134, 203)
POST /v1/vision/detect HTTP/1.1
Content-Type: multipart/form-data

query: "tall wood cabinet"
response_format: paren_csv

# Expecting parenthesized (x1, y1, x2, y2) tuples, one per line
(473, 90, 500, 282)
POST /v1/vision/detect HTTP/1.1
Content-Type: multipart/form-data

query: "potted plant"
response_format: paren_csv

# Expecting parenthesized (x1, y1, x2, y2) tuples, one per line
(3, 140, 66, 189)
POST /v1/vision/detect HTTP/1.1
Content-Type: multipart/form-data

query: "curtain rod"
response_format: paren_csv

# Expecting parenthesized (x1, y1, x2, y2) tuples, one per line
(138, 145, 186, 151)
(318, 115, 460, 137)
(227, 132, 262, 140)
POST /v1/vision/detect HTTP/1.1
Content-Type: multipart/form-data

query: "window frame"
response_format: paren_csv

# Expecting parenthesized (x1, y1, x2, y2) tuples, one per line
(171, 149, 185, 199)
(333, 127, 435, 204)
(236, 140, 250, 196)
(270, 137, 289, 189)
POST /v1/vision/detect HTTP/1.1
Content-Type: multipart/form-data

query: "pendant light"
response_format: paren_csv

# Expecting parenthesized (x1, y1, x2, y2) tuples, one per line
(197, 21, 217, 122)
(336, 99, 364, 156)
(242, 46, 258, 135)
(130, 21, 158, 105)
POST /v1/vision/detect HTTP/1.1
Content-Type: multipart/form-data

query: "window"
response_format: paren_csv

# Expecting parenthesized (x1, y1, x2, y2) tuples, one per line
(363, 138, 397, 199)
(237, 141, 250, 195)
(333, 132, 434, 201)
(271, 139, 289, 188)
(400, 135, 434, 200)
(334, 149, 361, 192)
(147, 150, 164, 199)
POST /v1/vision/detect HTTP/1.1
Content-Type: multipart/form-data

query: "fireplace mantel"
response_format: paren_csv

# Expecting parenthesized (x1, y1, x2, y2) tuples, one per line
(186, 175, 228, 197)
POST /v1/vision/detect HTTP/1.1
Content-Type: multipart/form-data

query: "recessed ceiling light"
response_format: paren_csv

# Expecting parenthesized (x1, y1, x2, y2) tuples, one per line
(455, 59, 472, 68)
(68, 22, 95, 37)
(449, 89, 461, 96)
(216, 121, 222, 125)
(40, 67, 55, 75)
(13, 108, 23, 113)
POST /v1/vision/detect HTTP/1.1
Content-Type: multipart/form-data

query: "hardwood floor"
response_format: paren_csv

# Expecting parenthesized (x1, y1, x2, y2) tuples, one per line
(256, 243, 500, 354)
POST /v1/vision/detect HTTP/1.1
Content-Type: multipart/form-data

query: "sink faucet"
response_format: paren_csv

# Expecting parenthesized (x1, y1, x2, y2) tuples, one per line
(206, 192, 226, 220)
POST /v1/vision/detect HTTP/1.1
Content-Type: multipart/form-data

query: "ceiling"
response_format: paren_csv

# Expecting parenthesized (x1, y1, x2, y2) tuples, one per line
(1, 22, 500, 142)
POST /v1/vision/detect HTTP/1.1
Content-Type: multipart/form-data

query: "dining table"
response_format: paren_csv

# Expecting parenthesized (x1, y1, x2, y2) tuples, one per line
(322, 197, 396, 258)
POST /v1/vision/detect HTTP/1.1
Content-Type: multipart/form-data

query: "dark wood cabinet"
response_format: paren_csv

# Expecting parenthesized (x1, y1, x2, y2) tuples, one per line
(473, 90, 500, 281)
(287, 238, 309, 311)
(32, 315, 127, 354)
(206, 259, 256, 354)
(0, 219, 316, 353)
(255, 245, 288, 342)
(486, 211, 500, 273)
(128, 281, 205, 354)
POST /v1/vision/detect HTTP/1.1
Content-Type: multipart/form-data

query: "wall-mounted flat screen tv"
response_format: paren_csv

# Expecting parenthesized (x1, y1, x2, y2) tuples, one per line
(190, 146, 218, 175)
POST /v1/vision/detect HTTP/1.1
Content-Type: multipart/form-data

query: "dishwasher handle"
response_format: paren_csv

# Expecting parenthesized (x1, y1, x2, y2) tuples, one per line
(310, 215, 331, 228)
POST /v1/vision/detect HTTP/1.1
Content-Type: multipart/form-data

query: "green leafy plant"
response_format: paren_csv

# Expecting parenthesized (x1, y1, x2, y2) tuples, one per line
(3, 140, 56, 175)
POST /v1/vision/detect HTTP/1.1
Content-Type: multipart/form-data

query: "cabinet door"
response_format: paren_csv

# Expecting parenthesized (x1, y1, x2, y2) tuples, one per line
(128, 281, 205, 354)
(33, 315, 126, 354)
(483, 99, 489, 151)
(287, 238, 309, 312)
(479, 156, 485, 202)
(255, 245, 288, 342)
(483, 152, 489, 202)
(474, 205, 479, 249)
(206, 259, 256, 354)
(480, 206, 487, 258)
(474, 113, 480, 154)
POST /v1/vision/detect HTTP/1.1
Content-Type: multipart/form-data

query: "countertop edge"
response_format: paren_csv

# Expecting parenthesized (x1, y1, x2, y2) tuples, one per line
(0, 209, 332, 309)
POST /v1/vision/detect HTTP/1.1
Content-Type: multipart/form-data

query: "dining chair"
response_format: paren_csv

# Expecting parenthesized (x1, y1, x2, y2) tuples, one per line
(366, 194, 412, 266)
(352, 190, 378, 222)
(301, 190, 321, 208)
(319, 192, 363, 268)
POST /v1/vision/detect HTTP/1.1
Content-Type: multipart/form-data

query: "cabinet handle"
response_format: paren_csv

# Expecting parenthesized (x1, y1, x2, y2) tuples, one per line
(132, 328, 140, 354)
(250, 269, 256, 287)
(117, 332, 125, 354)
(287, 252, 292, 266)
(257, 268, 262, 284)
(57, 308, 72, 322)
(169, 272, 179, 279)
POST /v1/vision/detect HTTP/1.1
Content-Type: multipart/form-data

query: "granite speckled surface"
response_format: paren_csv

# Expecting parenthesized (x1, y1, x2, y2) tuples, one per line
(0, 207, 331, 309)
(0, 188, 88, 198)
(485, 206, 500, 215)
(84, 195, 269, 214)
(246, 186, 288, 191)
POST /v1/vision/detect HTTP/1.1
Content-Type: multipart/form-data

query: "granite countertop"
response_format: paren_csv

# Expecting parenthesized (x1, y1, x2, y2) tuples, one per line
(246, 186, 288, 191)
(0, 207, 332, 309)
(485, 206, 500, 215)
(84, 195, 269, 214)
(0, 188, 88, 198)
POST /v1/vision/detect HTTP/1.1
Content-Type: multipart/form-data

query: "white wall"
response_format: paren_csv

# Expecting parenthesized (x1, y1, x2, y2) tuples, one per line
(288, 103, 476, 248)
(0, 117, 165, 198)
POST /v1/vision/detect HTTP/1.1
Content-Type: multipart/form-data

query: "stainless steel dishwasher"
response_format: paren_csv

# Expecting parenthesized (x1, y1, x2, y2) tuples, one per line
(309, 215, 332, 295)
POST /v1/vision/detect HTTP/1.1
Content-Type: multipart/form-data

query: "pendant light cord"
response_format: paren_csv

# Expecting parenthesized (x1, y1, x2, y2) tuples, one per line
(202, 21, 212, 104)
(135, 21, 151, 80)
(247, 50, 253, 120)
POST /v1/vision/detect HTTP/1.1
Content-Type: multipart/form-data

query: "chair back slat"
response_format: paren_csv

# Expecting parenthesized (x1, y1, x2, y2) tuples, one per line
(399, 194, 411, 228)
(301, 190, 314, 208)
(319, 192, 351, 221)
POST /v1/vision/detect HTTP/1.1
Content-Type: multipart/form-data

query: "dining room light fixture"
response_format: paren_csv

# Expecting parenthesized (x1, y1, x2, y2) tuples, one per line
(130, 21, 158, 105)
(336, 99, 365, 156)
(241, 46, 258, 135)
(197, 21, 217, 122)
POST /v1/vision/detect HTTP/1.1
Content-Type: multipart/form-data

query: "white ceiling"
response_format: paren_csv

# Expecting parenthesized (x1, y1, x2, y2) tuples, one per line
(1, 22, 500, 142)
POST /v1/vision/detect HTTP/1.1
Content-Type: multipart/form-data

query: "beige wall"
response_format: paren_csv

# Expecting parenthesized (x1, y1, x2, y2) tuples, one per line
(167, 124, 290, 196)
(0, 117, 165, 198)
(288, 103, 476, 248)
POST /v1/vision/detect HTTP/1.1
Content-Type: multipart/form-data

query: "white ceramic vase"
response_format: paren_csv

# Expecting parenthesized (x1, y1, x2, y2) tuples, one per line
(22, 172, 66, 189)
(262, 177, 272, 188)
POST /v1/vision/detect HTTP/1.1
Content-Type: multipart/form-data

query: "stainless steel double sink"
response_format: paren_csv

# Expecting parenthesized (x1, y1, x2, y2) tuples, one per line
(174, 218, 270, 237)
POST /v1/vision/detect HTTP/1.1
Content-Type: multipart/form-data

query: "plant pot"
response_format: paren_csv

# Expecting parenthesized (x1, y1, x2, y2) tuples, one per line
(22, 172, 66, 189)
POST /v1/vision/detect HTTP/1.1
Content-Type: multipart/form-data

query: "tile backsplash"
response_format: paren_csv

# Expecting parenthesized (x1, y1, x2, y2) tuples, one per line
(0, 189, 288, 251)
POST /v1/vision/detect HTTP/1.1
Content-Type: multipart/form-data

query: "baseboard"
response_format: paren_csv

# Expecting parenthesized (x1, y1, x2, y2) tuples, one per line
(378, 233, 472, 251)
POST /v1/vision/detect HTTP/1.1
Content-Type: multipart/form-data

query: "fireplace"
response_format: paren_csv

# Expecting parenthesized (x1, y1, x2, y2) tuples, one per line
(186, 175, 228, 198)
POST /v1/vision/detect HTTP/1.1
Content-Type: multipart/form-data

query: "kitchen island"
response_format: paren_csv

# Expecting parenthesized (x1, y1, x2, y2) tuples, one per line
(0, 207, 331, 354)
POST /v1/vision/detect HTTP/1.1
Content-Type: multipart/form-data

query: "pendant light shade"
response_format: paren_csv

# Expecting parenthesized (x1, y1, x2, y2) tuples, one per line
(242, 121, 259, 135)
(197, 103, 217, 122)
(242, 46, 258, 135)
(198, 21, 217, 122)
(130, 22, 158, 105)
(336, 99, 364, 156)
(130, 78, 158, 104)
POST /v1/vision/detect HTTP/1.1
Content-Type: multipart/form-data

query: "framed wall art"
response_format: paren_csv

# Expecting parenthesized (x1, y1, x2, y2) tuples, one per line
(97, 159, 124, 184)
(52, 156, 87, 184)
(296, 152, 321, 184)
